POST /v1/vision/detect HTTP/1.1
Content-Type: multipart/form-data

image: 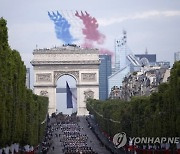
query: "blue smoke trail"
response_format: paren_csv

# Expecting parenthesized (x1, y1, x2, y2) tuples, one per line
(48, 11, 74, 44)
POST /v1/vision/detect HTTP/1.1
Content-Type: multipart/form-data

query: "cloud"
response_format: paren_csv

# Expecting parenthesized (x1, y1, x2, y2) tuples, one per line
(98, 10, 180, 26)
(162, 10, 180, 17)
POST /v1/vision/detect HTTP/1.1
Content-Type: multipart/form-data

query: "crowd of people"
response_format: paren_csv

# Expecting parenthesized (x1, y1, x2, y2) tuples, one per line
(60, 121, 97, 154)
(59, 114, 97, 153)
(39, 124, 54, 154)
(34, 118, 56, 154)
(37, 113, 98, 154)
(0, 143, 19, 154)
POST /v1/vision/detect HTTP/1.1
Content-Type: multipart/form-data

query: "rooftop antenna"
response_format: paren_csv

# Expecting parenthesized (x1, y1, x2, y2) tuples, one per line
(145, 48, 148, 54)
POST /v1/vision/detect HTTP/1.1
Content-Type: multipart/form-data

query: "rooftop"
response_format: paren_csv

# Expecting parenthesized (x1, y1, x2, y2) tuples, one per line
(33, 44, 99, 54)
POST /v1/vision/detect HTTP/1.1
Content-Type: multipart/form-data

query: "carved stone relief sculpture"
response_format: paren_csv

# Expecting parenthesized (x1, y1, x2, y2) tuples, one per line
(40, 90, 48, 96)
(36, 73, 52, 82)
(81, 73, 96, 82)
(54, 71, 79, 82)
(84, 90, 94, 101)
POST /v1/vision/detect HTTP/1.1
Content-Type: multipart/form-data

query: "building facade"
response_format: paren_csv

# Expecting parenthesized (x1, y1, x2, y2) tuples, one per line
(114, 30, 128, 72)
(108, 31, 133, 97)
(99, 54, 112, 100)
(108, 66, 130, 95)
(174, 52, 180, 62)
(135, 53, 156, 66)
(26, 68, 30, 89)
(156, 61, 170, 68)
(117, 66, 170, 101)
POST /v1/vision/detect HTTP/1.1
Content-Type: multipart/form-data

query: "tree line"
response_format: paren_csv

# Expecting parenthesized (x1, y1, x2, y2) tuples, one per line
(0, 18, 48, 147)
(87, 61, 180, 139)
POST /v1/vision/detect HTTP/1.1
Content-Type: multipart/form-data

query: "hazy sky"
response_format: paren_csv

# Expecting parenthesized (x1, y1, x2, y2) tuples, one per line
(1, 0, 180, 67)
(1, 0, 180, 113)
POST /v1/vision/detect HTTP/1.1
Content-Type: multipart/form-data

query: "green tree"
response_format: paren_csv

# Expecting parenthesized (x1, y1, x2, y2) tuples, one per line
(0, 17, 49, 147)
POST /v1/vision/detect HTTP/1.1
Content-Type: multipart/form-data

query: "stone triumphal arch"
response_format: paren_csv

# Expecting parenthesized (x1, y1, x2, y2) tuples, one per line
(31, 45, 100, 115)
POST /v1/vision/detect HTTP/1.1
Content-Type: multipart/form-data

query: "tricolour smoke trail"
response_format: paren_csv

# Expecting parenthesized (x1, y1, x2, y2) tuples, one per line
(48, 10, 114, 56)
(48, 11, 75, 44)
(62, 10, 84, 42)
(75, 11, 105, 45)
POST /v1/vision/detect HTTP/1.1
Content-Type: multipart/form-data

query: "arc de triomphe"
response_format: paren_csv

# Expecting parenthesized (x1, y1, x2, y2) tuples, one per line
(31, 45, 100, 115)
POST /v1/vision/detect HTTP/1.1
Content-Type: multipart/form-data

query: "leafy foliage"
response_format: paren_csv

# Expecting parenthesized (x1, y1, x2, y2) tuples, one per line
(87, 61, 180, 138)
(0, 18, 48, 147)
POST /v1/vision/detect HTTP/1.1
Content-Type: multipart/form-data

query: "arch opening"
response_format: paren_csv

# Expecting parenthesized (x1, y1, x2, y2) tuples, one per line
(56, 74, 77, 115)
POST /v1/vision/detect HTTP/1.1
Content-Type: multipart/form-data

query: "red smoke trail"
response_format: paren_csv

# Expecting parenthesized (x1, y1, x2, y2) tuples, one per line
(75, 10, 114, 58)
(75, 11, 105, 45)
(81, 39, 94, 48)
(100, 48, 114, 63)
(99, 48, 113, 56)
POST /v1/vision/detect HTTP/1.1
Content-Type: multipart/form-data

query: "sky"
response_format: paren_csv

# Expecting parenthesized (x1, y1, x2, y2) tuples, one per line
(1, 0, 180, 113)
(1, 0, 180, 67)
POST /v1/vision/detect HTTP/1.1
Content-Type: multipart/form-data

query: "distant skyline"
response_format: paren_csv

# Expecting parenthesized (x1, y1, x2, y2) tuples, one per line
(1, 0, 180, 67)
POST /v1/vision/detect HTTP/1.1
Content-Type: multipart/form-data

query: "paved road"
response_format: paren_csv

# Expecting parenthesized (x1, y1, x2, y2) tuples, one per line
(48, 116, 111, 154)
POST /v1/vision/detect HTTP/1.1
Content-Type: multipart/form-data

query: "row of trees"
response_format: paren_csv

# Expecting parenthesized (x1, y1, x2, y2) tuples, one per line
(0, 18, 48, 147)
(87, 61, 180, 139)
